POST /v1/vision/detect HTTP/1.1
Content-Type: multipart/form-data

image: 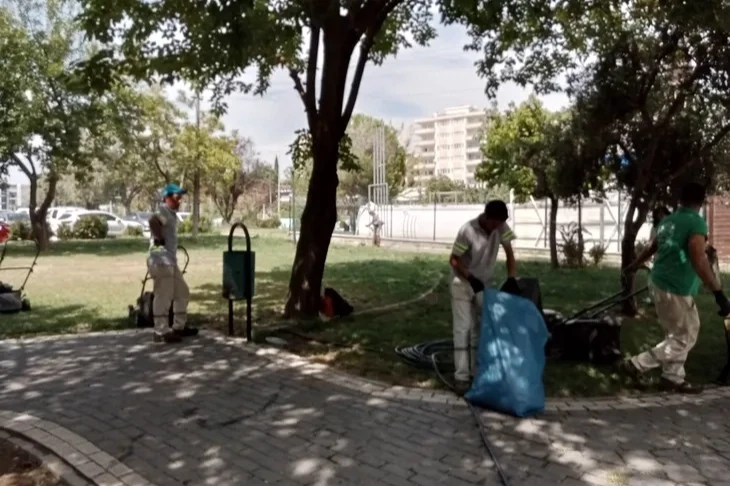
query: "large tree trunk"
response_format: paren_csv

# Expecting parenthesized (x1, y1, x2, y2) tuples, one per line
(620, 197, 650, 315)
(548, 196, 560, 269)
(284, 141, 340, 318)
(27, 173, 56, 251)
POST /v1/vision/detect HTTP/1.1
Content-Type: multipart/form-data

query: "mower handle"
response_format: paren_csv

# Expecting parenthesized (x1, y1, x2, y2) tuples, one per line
(178, 245, 189, 274)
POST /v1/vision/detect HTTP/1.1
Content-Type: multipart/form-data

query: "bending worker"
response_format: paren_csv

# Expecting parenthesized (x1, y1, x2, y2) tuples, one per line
(147, 183, 198, 344)
(622, 182, 730, 393)
(449, 200, 519, 395)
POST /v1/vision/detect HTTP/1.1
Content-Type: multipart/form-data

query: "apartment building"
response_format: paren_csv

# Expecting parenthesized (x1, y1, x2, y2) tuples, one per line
(410, 105, 490, 185)
(0, 183, 30, 211)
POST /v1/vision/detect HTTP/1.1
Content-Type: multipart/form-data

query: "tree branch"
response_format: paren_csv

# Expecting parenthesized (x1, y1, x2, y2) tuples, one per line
(659, 62, 707, 127)
(342, 0, 401, 127)
(639, 27, 681, 108)
(10, 153, 32, 179)
(289, 27, 320, 131)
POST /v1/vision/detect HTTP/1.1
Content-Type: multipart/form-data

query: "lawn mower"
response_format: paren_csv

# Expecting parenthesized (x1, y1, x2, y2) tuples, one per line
(128, 245, 189, 328)
(543, 268, 651, 365)
(0, 238, 40, 314)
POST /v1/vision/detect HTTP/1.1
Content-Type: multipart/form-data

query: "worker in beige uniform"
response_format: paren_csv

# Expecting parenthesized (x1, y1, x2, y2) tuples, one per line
(449, 200, 519, 395)
(622, 183, 730, 393)
(147, 183, 198, 344)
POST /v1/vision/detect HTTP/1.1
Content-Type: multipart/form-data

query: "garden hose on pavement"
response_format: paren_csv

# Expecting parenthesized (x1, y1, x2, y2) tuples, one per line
(276, 330, 512, 486)
(396, 342, 512, 486)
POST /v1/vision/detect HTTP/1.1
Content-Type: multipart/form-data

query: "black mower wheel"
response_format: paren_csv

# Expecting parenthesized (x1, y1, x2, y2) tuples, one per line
(21, 299, 31, 311)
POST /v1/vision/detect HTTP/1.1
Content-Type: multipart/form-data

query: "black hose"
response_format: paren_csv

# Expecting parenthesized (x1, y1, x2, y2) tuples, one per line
(395, 343, 511, 486)
(279, 330, 512, 486)
(394, 339, 454, 370)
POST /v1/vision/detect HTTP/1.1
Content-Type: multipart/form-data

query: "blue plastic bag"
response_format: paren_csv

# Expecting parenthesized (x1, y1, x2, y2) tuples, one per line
(465, 289, 549, 417)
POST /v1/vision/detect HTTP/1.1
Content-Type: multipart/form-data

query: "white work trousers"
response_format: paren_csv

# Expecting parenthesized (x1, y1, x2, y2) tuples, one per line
(451, 276, 483, 382)
(631, 283, 700, 384)
(148, 264, 189, 335)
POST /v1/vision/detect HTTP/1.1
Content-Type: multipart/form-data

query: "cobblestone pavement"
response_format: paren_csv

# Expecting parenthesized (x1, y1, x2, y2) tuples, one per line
(1, 331, 730, 486)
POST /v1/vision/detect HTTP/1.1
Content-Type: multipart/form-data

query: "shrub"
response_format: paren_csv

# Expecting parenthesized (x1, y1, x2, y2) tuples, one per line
(73, 215, 108, 240)
(257, 216, 281, 229)
(9, 221, 33, 241)
(56, 223, 75, 241)
(588, 244, 608, 266)
(559, 222, 585, 268)
(178, 216, 212, 234)
(124, 225, 144, 237)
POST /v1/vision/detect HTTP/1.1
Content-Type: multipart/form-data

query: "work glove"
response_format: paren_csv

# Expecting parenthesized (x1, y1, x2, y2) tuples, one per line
(502, 277, 521, 296)
(467, 275, 484, 294)
(153, 238, 166, 247)
(714, 290, 730, 317)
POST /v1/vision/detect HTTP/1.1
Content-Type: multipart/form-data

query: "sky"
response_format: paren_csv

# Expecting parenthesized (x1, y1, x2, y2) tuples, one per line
(6, 24, 568, 185)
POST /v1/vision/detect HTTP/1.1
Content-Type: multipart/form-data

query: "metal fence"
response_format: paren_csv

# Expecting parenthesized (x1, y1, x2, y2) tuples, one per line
(279, 190, 660, 254)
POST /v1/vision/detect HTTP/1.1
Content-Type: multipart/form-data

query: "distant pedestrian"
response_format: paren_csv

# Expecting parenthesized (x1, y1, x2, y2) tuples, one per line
(367, 209, 384, 247)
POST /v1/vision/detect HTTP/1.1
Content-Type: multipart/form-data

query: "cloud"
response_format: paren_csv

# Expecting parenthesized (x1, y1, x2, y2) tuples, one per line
(6, 24, 568, 185)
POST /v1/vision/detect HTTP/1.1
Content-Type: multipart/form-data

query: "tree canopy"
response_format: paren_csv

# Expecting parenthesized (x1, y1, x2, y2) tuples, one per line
(75, 0, 527, 317)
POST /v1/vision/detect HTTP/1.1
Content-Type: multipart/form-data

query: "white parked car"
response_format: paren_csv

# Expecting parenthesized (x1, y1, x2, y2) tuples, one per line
(48, 206, 86, 234)
(56, 210, 144, 237)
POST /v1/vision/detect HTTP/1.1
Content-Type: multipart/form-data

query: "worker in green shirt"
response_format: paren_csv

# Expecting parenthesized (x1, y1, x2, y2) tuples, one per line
(622, 182, 730, 393)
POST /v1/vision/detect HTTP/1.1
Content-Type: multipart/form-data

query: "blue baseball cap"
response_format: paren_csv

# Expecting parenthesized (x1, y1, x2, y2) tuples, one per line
(161, 183, 187, 198)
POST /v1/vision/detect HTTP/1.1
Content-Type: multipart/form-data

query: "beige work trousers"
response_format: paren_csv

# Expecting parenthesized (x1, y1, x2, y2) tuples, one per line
(451, 276, 484, 382)
(631, 283, 700, 384)
(148, 264, 189, 335)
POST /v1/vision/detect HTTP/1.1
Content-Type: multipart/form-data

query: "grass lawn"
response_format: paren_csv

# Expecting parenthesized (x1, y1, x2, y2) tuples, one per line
(1, 232, 727, 397)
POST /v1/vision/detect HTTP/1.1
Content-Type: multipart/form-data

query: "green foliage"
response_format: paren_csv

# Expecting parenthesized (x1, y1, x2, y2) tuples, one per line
(74, 216, 108, 240)
(479, 96, 569, 202)
(288, 129, 359, 173)
(178, 216, 212, 235)
(0, 0, 107, 246)
(9, 221, 32, 241)
(255, 216, 281, 229)
(424, 176, 509, 203)
(56, 223, 75, 240)
(124, 225, 143, 237)
(559, 222, 585, 268)
(588, 244, 607, 266)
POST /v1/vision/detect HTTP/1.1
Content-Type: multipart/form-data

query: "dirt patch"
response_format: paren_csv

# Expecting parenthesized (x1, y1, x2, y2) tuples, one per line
(0, 436, 64, 486)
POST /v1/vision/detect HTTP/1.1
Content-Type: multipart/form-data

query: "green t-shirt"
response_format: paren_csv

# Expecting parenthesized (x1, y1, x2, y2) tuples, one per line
(650, 207, 708, 296)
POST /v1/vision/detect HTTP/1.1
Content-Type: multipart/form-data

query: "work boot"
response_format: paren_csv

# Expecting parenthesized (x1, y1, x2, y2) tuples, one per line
(618, 359, 649, 390)
(659, 378, 703, 394)
(154, 332, 182, 344)
(453, 380, 471, 397)
(174, 327, 199, 338)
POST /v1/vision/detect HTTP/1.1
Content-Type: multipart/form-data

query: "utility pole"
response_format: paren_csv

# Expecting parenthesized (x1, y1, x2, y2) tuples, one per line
(274, 155, 280, 217)
(192, 92, 201, 239)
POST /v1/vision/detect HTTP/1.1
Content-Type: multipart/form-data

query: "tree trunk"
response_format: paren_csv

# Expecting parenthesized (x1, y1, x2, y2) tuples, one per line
(27, 174, 56, 251)
(192, 170, 201, 238)
(284, 142, 339, 318)
(620, 198, 650, 315)
(548, 196, 560, 269)
(577, 197, 584, 267)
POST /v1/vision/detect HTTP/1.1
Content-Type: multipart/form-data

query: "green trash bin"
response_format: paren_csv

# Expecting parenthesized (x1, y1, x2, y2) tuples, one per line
(222, 251, 255, 300)
(224, 222, 255, 340)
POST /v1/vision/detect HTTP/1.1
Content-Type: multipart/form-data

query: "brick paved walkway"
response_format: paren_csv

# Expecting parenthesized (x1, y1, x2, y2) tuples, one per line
(1, 331, 730, 486)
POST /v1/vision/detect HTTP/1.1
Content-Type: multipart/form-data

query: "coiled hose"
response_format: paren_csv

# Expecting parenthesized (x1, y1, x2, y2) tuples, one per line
(394, 339, 454, 370)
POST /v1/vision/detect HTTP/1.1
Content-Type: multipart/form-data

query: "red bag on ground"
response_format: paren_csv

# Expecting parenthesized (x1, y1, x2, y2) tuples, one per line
(0, 223, 9, 244)
(321, 295, 335, 318)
